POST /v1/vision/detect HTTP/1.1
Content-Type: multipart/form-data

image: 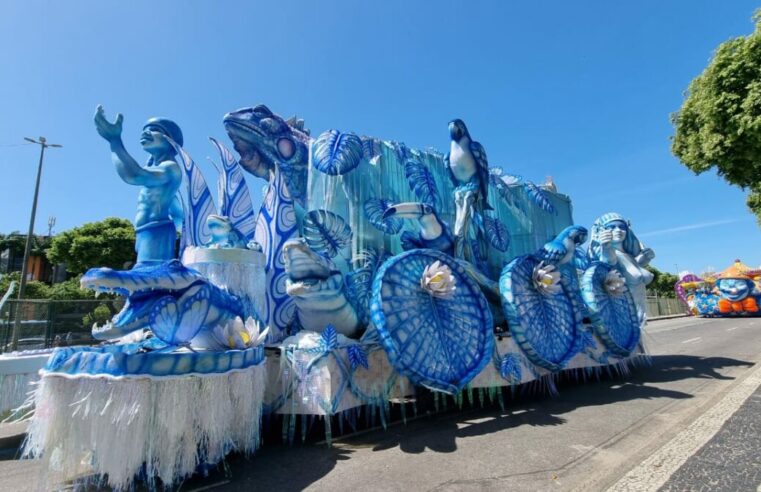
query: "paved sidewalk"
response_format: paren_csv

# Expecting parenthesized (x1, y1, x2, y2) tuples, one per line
(659, 385, 761, 491)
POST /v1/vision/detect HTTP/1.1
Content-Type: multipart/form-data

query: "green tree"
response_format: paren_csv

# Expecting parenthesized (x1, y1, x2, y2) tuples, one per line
(646, 266, 679, 298)
(0, 271, 51, 299)
(47, 218, 136, 275)
(671, 11, 761, 221)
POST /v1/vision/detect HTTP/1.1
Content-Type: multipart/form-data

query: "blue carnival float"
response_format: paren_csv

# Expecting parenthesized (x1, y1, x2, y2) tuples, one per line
(23, 104, 655, 489)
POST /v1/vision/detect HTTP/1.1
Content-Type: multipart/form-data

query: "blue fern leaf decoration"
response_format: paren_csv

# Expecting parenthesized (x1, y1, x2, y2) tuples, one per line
(313, 130, 363, 176)
(209, 137, 256, 241)
(347, 344, 369, 370)
(392, 142, 411, 163)
(488, 172, 519, 209)
(364, 198, 403, 235)
(345, 269, 372, 325)
(361, 136, 382, 162)
(321, 324, 339, 351)
(524, 181, 556, 215)
(346, 248, 389, 325)
(500, 354, 522, 382)
(302, 209, 353, 258)
(482, 215, 511, 252)
(169, 140, 217, 250)
(404, 160, 439, 208)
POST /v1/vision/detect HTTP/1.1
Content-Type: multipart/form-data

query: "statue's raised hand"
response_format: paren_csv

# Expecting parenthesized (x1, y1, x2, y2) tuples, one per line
(636, 247, 655, 266)
(94, 105, 124, 143)
(598, 229, 613, 247)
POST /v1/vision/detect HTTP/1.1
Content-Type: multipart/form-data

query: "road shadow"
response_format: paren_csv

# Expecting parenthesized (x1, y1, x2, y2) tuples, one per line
(635, 354, 753, 382)
(174, 353, 754, 491)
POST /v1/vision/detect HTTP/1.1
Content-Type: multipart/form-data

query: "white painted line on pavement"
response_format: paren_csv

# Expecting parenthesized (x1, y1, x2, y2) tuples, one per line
(727, 326, 738, 332)
(681, 337, 702, 344)
(607, 362, 761, 492)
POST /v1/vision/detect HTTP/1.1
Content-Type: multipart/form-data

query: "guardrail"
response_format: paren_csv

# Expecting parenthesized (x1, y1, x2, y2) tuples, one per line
(0, 298, 124, 354)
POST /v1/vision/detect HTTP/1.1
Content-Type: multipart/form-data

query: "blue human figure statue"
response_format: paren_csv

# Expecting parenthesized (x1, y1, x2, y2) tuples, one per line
(94, 105, 184, 265)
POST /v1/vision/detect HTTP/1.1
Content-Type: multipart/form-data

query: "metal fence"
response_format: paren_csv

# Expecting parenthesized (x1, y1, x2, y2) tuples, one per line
(0, 298, 124, 353)
(646, 296, 689, 318)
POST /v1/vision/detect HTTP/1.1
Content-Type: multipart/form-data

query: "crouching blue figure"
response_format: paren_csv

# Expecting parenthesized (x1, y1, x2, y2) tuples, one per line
(94, 105, 184, 265)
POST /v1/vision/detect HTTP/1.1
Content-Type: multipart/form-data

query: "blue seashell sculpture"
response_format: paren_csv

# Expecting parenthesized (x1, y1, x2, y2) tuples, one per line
(581, 262, 641, 356)
(499, 254, 583, 371)
(370, 249, 494, 394)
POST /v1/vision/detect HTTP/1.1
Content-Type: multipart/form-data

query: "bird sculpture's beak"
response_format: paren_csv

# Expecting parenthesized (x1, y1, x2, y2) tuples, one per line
(382, 202, 426, 220)
(448, 121, 459, 140)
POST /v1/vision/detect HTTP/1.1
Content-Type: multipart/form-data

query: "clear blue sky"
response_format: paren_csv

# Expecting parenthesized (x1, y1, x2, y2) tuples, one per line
(1, 1, 760, 275)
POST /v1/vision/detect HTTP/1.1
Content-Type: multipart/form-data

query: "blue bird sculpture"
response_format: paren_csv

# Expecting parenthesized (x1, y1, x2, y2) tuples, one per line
(382, 202, 454, 254)
(538, 225, 589, 265)
(444, 119, 492, 211)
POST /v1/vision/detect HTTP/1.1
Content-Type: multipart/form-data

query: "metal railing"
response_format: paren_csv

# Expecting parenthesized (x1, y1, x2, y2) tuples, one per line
(646, 296, 689, 318)
(0, 298, 124, 353)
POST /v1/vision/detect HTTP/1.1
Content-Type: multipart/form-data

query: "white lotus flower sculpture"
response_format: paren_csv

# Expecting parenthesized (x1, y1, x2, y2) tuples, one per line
(604, 269, 627, 296)
(212, 316, 269, 350)
(420, 260, 457, 299)
(532, 262, 561, 295)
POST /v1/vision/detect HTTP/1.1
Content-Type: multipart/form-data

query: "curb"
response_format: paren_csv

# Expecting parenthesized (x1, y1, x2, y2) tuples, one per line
(649, 314, 690, 322)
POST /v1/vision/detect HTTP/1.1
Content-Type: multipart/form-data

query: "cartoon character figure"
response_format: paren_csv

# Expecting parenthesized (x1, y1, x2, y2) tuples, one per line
(715, 260, 759, 314)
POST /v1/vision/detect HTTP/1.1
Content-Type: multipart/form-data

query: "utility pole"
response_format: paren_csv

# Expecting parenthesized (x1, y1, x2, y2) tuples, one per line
(11, 137, 62, 351)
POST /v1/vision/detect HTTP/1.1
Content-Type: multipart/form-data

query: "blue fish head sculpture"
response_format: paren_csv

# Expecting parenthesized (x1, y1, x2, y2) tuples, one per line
(223, 104, 309, 179)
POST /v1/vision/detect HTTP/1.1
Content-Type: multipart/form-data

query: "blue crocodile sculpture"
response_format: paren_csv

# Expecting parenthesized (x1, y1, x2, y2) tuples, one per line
(81, 260, 245, 346)
(282, 238, 360, 338)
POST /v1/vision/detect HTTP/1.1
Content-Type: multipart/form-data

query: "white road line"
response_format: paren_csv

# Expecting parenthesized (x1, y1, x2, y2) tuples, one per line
(607, 362, 761, 492)
(727, 326, 738, 332)
(681, 337, 702, 344)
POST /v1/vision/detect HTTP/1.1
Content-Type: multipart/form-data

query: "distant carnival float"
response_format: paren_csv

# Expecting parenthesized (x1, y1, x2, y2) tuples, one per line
(22, 104, 655, 489)
(676, 260, 761, 317)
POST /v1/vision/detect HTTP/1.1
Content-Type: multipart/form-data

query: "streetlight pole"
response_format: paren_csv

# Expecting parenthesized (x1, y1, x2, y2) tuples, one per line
(11, 137, 62, 351)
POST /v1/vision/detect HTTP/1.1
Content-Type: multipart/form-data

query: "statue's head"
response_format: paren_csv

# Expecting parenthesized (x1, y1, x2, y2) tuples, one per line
(141, 117, 183, 157)
(588, 212, 644, 261)
(604, 219, 628, 245)
(223, 104, 309, 179)
(716, 278, 754, 302)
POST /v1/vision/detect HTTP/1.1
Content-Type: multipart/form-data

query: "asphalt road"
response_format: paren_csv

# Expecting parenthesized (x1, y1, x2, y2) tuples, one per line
(2, 316, 760, 491)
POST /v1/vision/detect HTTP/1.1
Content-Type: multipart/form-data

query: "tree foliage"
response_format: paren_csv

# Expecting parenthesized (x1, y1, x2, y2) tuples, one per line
(646, 266, 679, 299)
(671, 11, 761, 221)
(0, 271, 50, 299)
(47, 218, 136, 275)
(0, 272, 97, 300)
